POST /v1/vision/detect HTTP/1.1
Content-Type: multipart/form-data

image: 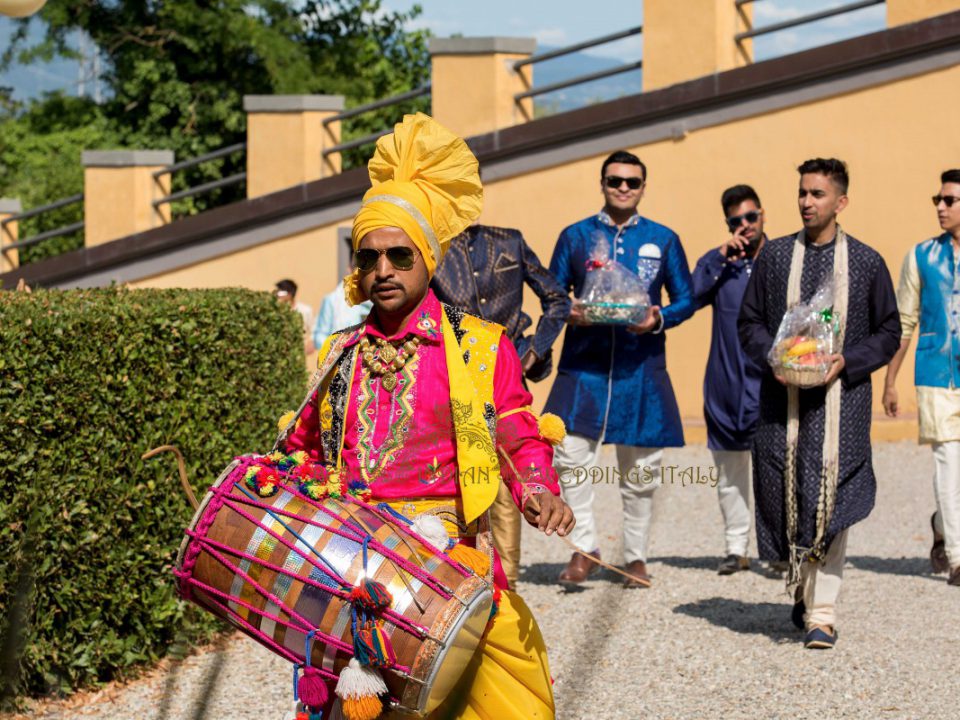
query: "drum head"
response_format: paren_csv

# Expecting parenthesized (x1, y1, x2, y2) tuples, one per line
(415, 582, 493, 715)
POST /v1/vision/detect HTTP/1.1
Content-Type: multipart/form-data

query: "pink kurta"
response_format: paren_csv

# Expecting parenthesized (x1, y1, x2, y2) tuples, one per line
(286, 290, 560, 587)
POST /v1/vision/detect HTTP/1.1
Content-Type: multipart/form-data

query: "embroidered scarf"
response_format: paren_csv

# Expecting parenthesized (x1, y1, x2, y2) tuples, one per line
(784, 227, 849, 588)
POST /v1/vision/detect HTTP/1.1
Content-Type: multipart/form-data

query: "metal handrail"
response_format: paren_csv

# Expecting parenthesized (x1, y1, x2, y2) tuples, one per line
(153, 172, 247, 208)
(514, 25, 643, 69)
(515, 60, 644, 101)
(736, 0, 884, 42)
(322, 128, 394, 158)
(2, 221, 85, 253)
(0, 194, 83, 226)
(153, 142, 246, 179)
(323, 84, 432, 126)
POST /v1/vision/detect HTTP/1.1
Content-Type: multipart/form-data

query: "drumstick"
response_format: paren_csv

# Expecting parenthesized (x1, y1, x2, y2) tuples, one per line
(496, 446, 652, 589)
(142, 444, 199, 511)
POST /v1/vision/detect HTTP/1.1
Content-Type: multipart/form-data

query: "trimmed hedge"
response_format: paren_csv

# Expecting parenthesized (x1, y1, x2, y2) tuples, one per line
(0, 288, 306, 699)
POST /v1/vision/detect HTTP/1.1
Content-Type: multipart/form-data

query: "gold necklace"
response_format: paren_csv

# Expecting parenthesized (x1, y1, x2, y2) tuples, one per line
(359, 335, 421, 392)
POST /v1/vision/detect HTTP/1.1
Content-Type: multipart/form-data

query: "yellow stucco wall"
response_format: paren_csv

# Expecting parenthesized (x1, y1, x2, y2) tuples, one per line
(431, 53, 533, 138)
(246, 111, 341, 198)
(643, 0, 752, 91)
(83, 166, 170, 247)
(887, 0, 960, 26)
(126, 61, 960, 442)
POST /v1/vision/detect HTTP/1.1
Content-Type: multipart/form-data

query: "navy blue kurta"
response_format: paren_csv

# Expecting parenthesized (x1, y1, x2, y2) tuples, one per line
(545, 212, 695, 447)
(737, 233, 901, 560)
(692, 247, 764, 451)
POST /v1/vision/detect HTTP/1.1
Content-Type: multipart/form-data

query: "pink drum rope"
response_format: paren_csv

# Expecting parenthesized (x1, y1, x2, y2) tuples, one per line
(181, 530, 429, 639)
(228, 481, 462, 599)
(177, 542, 413, 678)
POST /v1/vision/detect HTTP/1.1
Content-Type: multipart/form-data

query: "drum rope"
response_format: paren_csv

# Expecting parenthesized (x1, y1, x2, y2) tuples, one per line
(210, 498, 432, 638)
(181, 532, 429, 640)
(230, 486, 453, 603)
(181, 543, 416, 678)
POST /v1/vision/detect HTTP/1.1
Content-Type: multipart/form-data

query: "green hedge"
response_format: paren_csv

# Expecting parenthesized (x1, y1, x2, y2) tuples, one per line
(0, 288, 306, 700)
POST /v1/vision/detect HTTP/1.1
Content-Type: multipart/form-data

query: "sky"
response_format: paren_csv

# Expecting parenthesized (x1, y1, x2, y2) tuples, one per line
(0, 0, 886, 101)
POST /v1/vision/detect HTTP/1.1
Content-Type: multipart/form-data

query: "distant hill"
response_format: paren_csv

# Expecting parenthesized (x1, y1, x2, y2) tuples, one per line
(530, 46, 643, 114)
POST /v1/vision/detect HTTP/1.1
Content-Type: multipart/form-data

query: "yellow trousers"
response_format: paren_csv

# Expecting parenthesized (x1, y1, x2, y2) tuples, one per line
(489, 482, 522, 590)
(427, 590, 555, 720)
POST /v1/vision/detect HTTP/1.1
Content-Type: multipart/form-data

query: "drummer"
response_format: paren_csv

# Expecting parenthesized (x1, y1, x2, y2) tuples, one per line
(284, 112, 574, 719)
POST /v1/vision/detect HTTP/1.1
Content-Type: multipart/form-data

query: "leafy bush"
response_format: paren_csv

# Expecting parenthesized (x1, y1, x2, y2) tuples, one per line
(0, 287, 306, 700)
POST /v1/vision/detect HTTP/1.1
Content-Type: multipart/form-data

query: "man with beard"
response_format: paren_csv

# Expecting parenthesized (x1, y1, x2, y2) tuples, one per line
(738, 158, 900, 649)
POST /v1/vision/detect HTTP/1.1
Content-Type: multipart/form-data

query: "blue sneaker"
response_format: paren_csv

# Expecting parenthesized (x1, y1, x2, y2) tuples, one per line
(804, 625, 837, 649)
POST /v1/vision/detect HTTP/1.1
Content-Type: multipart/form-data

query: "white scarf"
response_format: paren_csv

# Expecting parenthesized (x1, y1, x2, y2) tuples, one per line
(784, 227, 849, 588)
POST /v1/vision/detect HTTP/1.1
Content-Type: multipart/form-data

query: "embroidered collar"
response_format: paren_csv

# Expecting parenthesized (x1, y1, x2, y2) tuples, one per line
(598, 209, 641, 229)
(345, 288, 443, 347)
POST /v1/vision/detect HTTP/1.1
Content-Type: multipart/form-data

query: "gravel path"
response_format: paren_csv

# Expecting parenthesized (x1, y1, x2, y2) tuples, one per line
(12, 442, 958, 720)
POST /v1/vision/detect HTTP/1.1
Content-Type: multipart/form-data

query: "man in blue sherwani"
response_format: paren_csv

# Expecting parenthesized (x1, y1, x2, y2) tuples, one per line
(547, 150, 695, 588)
(692, 185, 767, 576)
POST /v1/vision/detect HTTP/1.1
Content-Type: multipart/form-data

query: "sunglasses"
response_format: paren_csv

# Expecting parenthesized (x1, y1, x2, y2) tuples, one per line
(726, 210, 762, 231)
(603, 175, 644, 190)
(355, 246, 420, 272)
(932, 195, 960, 208)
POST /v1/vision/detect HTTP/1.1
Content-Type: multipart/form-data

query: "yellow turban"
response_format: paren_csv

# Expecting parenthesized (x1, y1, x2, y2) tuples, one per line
(345, 113, 483, 305)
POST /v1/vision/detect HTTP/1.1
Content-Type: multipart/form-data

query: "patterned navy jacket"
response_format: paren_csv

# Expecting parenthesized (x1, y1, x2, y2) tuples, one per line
(431, 225, 571, 382)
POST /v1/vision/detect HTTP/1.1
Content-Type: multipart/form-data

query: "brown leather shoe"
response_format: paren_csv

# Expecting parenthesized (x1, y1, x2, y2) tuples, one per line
(623, 560, 651, 589)
(931, 512, 949, 574)
(558, 550, 600, 587)
(949, 566, 960, 587)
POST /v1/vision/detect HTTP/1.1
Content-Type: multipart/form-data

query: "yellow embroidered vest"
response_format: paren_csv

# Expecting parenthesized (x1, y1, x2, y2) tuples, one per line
(301, 305, 505, 523)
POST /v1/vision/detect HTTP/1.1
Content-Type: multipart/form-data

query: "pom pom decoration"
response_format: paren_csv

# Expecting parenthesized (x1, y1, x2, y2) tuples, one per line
(447, 543, 491, 577)
(335, 658, 386, 720)
(298, 666, 330, 709)
(411, 513, 453, 552)
(244, 465, 281, 497)
(277, 410, 297, 432)
(347, 479, 373, 503)
(298, 478, 325, 500)
(537, 413, 566, 446)
(348, 579, 393, 611)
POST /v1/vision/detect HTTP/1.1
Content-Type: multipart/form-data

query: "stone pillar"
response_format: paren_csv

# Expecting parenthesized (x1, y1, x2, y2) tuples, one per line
(887, 0, 960, 26)
(243, 95, 345, 198)
(81, 151, 173, 248)
(0, 198, 21, 272)
(643, 0, 753, 92)
(429, 37, 536, 139)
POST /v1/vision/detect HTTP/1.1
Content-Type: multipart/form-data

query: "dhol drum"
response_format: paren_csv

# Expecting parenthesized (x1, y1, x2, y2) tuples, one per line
(174, 452, 494, 718)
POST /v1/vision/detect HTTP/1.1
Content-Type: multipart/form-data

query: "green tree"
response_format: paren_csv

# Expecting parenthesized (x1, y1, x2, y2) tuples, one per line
(0, 0, 430, 262)
(0, 94, 118, 263)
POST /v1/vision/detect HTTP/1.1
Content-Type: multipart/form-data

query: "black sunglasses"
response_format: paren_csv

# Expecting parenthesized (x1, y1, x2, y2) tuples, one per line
(355, 246, 420, 272)
(603, 175, 644, 190)
(726, 210, 762, 231)
(933, 195, 960, 208)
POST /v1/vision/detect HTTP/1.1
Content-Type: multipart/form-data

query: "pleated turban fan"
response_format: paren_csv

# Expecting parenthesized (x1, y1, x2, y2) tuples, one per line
(345, 113, 483, 305)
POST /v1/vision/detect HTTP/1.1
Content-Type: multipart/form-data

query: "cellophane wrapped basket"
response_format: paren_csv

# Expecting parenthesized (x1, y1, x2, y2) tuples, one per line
(575, 235, 650, 326)
(768, 276, 841, 388)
